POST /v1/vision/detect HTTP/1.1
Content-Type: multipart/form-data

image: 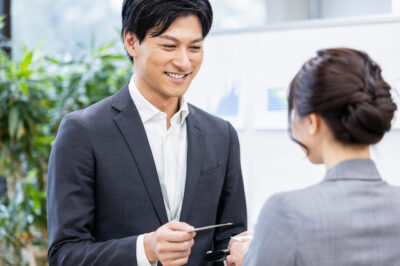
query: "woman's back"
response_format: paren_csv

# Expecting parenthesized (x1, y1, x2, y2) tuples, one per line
(228, 48, 399, 266)
(244, 159, 400, 265)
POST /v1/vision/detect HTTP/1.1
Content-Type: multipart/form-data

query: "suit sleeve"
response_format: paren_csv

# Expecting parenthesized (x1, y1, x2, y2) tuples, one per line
(47, 113, 138, 266)
(243, 194, 297, 266)
(213, 122, 247, 250)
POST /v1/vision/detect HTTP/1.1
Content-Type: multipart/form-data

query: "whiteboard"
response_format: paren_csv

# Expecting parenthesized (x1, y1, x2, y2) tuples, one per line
(188, 19, 400, 129)
(186, 19, 400, 229)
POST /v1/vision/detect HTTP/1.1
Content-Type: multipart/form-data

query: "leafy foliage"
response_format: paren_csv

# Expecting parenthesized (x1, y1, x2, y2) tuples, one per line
(0, 22, 132, 264)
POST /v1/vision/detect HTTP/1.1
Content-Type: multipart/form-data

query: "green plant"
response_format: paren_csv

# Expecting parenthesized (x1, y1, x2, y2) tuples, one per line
(0, 25, 132, 264)
(48, 40, 132, 115)
(0, 15, 5, 31)
(0, 36, 57, 265)
(0, 173, 47, 266)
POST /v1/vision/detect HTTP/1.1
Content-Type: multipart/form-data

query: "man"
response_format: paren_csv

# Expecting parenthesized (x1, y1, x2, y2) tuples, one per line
(47, 0, 247, 265)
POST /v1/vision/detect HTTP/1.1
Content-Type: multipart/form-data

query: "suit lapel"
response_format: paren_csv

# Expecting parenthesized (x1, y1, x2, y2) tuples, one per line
(180, 106, 205, 222)
(112, 85, 169, 225)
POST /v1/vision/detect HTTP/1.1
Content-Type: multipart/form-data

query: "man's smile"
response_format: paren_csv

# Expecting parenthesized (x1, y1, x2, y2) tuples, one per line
(165, 71, 191, 80)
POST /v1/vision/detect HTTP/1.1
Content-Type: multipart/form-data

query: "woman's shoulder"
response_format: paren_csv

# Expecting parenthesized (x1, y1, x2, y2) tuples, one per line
(263, 184, 322, 211)
(262, 180, 400, 226)
(259, 183, 335, 225)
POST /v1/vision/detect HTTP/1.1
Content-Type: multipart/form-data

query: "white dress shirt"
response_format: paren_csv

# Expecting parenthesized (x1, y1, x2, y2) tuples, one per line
(129, 76, 189, 266)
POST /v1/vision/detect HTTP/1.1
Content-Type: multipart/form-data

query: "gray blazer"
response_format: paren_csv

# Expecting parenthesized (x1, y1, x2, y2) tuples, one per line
(47, 84, 247, 265)
(244, 159, 400, 266)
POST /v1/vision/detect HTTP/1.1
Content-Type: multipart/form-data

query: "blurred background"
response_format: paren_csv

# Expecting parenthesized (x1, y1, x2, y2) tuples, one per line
(1, 0, 400, 265)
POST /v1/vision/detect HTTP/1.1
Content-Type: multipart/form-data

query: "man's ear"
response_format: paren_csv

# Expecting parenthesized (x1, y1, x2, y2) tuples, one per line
(123, 30, 139, 58)
(307, 113, 320, 136)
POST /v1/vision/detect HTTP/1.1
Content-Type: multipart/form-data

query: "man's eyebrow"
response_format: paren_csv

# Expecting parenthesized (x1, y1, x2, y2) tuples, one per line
(191, 37, 204, 43)
(159, 35, 203, 43)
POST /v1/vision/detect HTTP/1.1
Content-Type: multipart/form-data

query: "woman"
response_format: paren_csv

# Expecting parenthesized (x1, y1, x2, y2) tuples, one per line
(227, 48, 400, 266)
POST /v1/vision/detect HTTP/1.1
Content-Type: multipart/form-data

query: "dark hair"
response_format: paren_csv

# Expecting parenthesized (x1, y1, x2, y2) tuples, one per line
(121, 0, 213, 62)
(288, 48, 397, 147)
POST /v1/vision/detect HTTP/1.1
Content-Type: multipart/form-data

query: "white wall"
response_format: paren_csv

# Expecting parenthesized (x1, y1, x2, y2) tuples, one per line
(187, 19, 400, 230)
(265, 0, 310, 22)
(318, 0, 392, 18)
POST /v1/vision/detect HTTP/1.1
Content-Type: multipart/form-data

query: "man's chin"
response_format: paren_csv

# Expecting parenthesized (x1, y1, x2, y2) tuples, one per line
(162, 87, 190, 98)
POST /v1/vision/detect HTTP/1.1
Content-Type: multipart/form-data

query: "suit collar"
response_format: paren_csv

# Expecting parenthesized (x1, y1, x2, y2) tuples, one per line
(112, 84, 169, 224)
(112, 87, 205, 224)
(323, 159, 382, 182)
(111, 83, 130, 112)
(180, 105, 205, 222)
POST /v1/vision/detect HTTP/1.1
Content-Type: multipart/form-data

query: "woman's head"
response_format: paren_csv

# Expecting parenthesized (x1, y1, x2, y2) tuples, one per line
(288, 48, 397, 162)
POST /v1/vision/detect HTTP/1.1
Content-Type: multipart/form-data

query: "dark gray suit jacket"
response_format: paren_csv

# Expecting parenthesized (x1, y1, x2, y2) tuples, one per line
(244, 159, 400, 266)
(47, 84, 247, 265)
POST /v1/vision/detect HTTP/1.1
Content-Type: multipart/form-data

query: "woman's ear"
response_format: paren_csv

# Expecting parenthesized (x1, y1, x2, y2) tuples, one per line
(123, 30, 139, 58)
(306, 113, 320, 136)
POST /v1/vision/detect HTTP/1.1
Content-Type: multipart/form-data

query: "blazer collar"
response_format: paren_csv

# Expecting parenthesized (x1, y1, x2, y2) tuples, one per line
(112, 84, 169, 224)
(179, 104, 205, 222)
(111, 83, 131, 112)
(112, 86, 206, 223)
(323, 158, 382, 182)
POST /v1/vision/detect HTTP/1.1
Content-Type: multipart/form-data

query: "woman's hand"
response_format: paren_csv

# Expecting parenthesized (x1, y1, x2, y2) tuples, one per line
(226, 231, 252, 266)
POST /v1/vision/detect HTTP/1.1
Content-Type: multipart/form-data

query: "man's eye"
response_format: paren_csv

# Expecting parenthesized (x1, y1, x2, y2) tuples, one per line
(190, 46, 201, 50)
(162, 44, 176, 48)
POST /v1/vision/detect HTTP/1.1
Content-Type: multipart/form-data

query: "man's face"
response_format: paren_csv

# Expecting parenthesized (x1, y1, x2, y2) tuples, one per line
(126, 14, 204, 104)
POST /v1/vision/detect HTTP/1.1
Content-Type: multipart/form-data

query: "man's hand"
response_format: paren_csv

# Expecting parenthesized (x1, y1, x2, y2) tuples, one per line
(226, 231, 252, 266)
(144, 221, 196, 266)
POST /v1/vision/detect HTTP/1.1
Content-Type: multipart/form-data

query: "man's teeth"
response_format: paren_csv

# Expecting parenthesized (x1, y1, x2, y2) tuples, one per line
(167, 72, 185, 79)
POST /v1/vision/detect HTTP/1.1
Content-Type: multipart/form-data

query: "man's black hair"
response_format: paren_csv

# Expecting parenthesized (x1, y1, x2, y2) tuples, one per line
(121, 0, 213, 62)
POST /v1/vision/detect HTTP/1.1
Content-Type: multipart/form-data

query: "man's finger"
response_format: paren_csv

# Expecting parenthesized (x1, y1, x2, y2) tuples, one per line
(159, 248, 192, 264)
(162, 229, 195, 243)
(158, 239, 194, 252)
(168, 221, 195, 232)
(168, 256, 190, 266)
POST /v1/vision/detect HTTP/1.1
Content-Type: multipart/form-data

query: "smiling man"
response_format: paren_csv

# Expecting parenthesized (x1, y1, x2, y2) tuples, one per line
(47, 1, 247, 265)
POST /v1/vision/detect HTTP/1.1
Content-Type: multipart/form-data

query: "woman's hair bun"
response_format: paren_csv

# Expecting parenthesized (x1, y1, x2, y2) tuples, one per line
(289, 48, 397, 145)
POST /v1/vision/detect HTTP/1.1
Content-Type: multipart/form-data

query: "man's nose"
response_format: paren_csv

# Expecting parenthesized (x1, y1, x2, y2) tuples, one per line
(173, 48, 191, 71)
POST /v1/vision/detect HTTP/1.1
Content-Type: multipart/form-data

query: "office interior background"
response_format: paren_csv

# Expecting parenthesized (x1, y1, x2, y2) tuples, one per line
(1, 0, 400, 264)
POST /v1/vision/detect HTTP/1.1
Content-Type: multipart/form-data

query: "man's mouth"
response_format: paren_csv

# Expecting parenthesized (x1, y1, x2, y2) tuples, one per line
(165, 72, 189, 79)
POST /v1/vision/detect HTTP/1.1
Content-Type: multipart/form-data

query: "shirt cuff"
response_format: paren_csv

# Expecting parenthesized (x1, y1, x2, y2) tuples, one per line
(136, 234, 157, 266)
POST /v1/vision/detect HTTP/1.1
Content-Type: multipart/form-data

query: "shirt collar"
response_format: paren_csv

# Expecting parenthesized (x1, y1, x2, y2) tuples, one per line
(323, 158, 382, 182)
(128, 75, 189, 125)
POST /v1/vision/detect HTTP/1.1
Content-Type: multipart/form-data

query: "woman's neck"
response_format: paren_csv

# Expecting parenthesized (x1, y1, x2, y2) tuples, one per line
(322, 141, 370, 171)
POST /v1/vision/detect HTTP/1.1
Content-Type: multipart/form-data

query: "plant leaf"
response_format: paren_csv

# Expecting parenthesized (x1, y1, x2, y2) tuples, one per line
(16, 121, 24, 140)
(8, 107, 20, 138)
(97, 41, 116, 53)
(20, 51, 34, 73)
(19, 82, 29, 97)
(0, 145, 7, 164)
(101, 54, 125, 60)
(0, 15, 5, 29)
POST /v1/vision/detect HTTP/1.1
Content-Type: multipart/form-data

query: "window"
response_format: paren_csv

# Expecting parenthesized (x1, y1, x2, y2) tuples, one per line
(12, 0, 123, 56)
(11, 0, 400, 54)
